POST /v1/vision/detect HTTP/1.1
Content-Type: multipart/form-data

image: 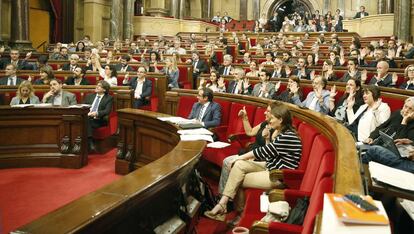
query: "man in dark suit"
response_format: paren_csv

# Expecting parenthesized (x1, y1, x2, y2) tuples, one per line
(354, 6, 369, 19)
(83, 80, 113, 152)
(123, 66, 152, 108)
(188, 87, 222, 128)
(367, 61, 394, 87)
(0, 64, 24, 85)
(269, 12, 281, 32)
(189, 51, 208, 89)
(0, 49, 33, 70)
(60, 54, 80, 71)
(218, 54, 233, 76)
(65, 67, 90, 85)
(42, 79, 77, 106)
(115, 55, 135, 72)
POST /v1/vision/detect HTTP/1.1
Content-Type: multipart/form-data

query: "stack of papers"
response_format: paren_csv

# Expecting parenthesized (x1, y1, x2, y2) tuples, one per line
(178, 128, 213, 135)
(369, 162, 414, 192)
(207, 141, 231, 148)
(11, 104, 34, 108)
(157, 116, 194, 124)
(180, 134, 214, 142)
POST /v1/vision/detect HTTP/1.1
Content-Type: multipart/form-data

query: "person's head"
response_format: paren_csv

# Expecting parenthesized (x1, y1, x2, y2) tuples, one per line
(249, 61, 257, 71)
(259, 70, 271, 82)
(223, 54, 233, 66)
(322, 60, 333, 71)
(137, 66, 146, 79)
(234, 67, 245, 80)
(347, 58, 359, 71)
(69, 54, 80, 65)
(363, 85, 381, 105)
(37, 55, 49, 66)
(376, 61, 389, 77)
(209, 71, 220, 83)
(306, 54, 315, 66)
(265, 52, 274, 62)
(297, 57, 306, 68)
(274, 58, 283, 68)
(349, 49, 360, 59)
(197, 87, 214, 104)
(96, 80, 110, 95)
(374, 49, 385, 60)
(287, 76, 300, 90)
(149, 51, 160, 61)
(243, 52, 251, 63)
(401, 97, 414, 117)
(345, 78, 361, 94)
(73, 67, 85, 79)
(360, 6, 366, 12)
(40, 66, 54, 80)
(282, 51, 291, 61)
(120, 55, 131, 66)
(329, 51, 338, 61)
(49, 79, 63, 94)
(312, 75, 327, 90)
(10, 49, 19, 61)
(104, 65, 117, 77)
(404, 64, 414, 79)
(76, 41, 86, 51)
(60, 47, 68, 57)
(5, 64, 17, 77)
(84, 47, 92, 59)
(269, 101, 293, 132)
(192, 51, 200, 61)
(16, 81, 35, 99)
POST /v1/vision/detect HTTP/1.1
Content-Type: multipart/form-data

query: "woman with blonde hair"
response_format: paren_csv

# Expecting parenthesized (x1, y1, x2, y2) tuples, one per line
(10, 81, 40, 105)
(155, 57, 179, 88)
(400, 64, 414, 90)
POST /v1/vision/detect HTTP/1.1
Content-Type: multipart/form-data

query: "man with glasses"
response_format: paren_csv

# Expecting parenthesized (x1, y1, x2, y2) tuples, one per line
(123, 66, 152, 108)
(188, 87, 222, 128)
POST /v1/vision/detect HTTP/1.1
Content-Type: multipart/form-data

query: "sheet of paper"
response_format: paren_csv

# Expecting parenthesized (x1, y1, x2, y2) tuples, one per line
(369, 162, 414, 191)
(69, 104, 91, 108)
(178, 128, 213, 135)
(11, 104, 34, 108)
(206, 141, 231, 148)
(180, 134, 213, 142)
(33, 103, 53, 107)
(157, 116, 191, 124)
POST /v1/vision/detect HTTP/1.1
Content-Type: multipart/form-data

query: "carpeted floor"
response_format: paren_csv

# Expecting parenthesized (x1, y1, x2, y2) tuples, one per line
(0, 149, 120, 233)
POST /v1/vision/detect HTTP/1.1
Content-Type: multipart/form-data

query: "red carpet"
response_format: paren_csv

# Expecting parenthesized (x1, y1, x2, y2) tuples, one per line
(0, 149, 120, 234)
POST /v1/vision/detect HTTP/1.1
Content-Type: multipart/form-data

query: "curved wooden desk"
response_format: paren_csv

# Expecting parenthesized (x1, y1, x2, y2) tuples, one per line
(0, 106, 89, 169)
(14, 109, 206, 233)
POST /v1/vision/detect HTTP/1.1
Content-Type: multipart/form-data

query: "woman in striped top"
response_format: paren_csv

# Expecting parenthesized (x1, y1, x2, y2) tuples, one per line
(205, 102, 302, 222)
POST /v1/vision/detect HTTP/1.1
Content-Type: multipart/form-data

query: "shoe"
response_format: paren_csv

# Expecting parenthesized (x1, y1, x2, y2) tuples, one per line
(204, 203, 227, 222)
(226, 214, 242, 228)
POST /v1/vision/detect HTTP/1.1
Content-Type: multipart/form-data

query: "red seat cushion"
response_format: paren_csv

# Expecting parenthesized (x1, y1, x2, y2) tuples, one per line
(177, 96, 197, 118)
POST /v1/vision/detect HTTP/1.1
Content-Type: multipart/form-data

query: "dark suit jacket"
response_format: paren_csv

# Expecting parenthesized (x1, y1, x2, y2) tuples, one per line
(0, 58, 33, 70)
(65, 77, 90, 85)
(127, 77, 152, 100)
(114, 64, 135, 72)
(368, 74, 393, 87)
(368, 59, 397, 69)
(192, 59, 208, 75)
(83, 93, 113, 123)
(400, 82, 414, 90)
(188, 101, 222, 128)
(218, 65, 233, 76)
(354, 12, 369, 19)
(227, 80, 252, 95)
(368, 110, 414, 141)
(292, 68, 311, 80)
(0, 76, 24, 85)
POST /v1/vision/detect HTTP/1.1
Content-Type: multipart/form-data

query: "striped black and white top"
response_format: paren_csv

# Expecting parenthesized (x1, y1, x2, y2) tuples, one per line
(253, 129, 302, 171)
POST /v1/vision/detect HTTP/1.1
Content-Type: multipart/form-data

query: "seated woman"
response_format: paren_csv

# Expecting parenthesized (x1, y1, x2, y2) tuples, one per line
(346, 85, 391, 142)
(10, 81, 40, 105)
(400, 64, 414, 90)
(98, 64, 118, 86)
(33, 67, 55, 85)
(321, 60, 338, 81)
(272, 75, 303, 104)
(155, 57, 179, 88)
(329, 78, 364, 123)
(205, 102, 302, 222)
(199, 71, 226, 93)
(85, 53, 102, 72)
(246, 61, 260, 77)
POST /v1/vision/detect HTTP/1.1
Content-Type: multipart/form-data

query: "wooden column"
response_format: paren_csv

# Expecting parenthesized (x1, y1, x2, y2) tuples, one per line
(10, 0, 33, 50)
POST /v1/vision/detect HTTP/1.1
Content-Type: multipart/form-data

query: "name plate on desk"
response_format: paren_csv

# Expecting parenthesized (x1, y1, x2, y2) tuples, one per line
(0, 106, 89, 169)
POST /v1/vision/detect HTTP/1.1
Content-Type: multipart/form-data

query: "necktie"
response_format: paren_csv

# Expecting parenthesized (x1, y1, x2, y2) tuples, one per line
(91, 96, 101, 112)
(224, 67, 228, 75)
(8, 77, 14, 86)
(197, 105, 205, 121)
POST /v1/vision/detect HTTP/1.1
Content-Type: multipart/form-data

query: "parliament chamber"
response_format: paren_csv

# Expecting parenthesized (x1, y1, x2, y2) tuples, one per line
(0, 0, 414, 234)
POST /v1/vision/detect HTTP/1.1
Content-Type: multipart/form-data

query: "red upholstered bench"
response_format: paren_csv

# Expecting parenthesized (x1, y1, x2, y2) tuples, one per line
(138, 77, 158, 112)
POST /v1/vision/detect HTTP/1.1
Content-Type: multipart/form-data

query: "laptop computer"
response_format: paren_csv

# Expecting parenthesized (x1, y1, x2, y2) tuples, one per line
(378, 131, 413, 158)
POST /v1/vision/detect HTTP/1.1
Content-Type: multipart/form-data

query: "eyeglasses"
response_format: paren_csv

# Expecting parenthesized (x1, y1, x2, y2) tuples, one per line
(408, 69, 414, 72)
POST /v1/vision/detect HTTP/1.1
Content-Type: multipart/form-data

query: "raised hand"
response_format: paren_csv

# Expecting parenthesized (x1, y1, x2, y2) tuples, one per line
(285, 65, 291, 75)
(25, 51, 32, 60)
(360, 48, 367, 58)
(330, 84, 337, 98)
(238, 106, 247, 118)
(392, 72, 398, 85)
(243, 78, 250, 89)
(218, 77, 225, 88)
(289, 82, 299, 94)
(310, 70, 315, 80)
(28, 75, 33, 82)
(372, 99, 382, 110)
(347, 92, 355, 108)
(275, 81, 281, 92)
(199, 77, 205, 86)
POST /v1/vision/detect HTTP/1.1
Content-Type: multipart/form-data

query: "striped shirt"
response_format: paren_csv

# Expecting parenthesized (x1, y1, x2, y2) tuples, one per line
(253, 130, 302, 171)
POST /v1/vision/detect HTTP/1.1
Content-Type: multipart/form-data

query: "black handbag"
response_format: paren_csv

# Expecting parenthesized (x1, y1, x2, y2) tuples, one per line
(285, 197, 309, 225)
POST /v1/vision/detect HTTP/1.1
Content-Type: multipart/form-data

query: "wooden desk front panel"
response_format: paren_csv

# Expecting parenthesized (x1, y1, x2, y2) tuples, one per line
(0, 107, 89, 169)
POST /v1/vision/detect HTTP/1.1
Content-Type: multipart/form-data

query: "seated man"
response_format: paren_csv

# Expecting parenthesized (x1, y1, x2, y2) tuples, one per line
(363, 61, 395, 87)
(83, 81, 113, 152)
(0, 64, 24, 85)
(65, 67, 90, 85)
(60, 54, 80, 72)
(188, 87, 222, 128)
(0, 49, 33, 70)
(123, 66, 152, 108)
(354, 5, 369, 19)
(291, 75, 330, 114)
(252, 70, 275, 99)
(115, 55, 135, 72)
(42, 79, 77, 106)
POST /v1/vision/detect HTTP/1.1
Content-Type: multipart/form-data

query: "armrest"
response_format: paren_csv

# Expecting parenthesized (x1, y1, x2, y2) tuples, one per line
(281, 169, 305, 190)
(268, 188, 285, 202)
(269, 169, 283, 182)
(250, 220, 303, 234)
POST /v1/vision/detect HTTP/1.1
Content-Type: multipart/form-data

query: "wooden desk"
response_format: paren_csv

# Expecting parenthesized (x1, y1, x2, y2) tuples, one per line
(0, 106, 88, 169)
(14, 108, 205, 233)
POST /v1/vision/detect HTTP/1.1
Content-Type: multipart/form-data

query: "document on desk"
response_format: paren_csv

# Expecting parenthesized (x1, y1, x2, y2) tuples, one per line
(400, 199, 414, 221)
(157, 116, 190, 124)
(177, 128, 213, 135)
(11, 104, 34, 108)
(180, 134, 214, 142)
(207, 141, 231, 148)
(369, 162, 414, 192)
